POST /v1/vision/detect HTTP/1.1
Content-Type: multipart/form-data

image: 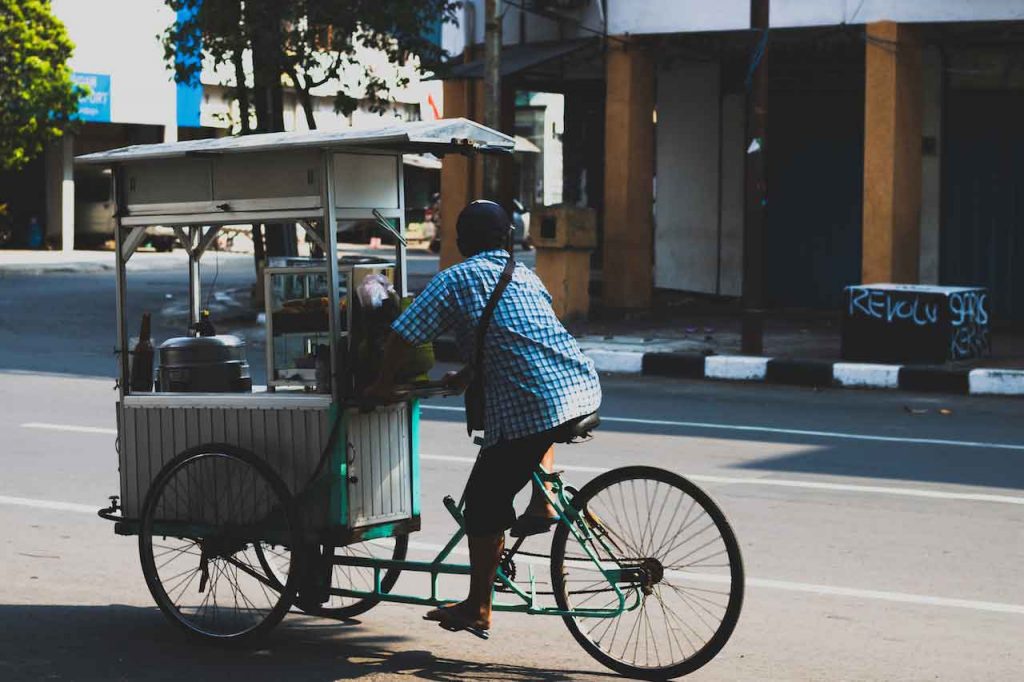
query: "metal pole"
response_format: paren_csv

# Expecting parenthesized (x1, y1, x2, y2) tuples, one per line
(396, 159, 408, 297)
(112, 167, 130, 398)
(741, 0, 769, 355)
(187, 226, 201, 329)
(322, 151, 343, 402)
(483, 0, 503, 199)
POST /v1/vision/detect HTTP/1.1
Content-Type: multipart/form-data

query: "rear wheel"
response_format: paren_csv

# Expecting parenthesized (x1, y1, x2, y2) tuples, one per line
(139, 444, 302, 643)
(550, 466, 744, 679)
(256, 536, 408, 620)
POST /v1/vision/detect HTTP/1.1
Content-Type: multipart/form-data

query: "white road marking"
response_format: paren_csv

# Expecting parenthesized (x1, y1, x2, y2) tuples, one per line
(20, 421, 1024, 506)
(420, 454, 1024, 506)
(2, 492, 1021, 616)
(419, 404, 1024, 452)
(0, 495, 98, 514)
(22, 422, 116, 435)
(404, 540, 1024, 616)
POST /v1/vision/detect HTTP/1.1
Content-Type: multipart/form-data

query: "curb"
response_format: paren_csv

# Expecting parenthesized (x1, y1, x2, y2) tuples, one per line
(433, 341, 1024, 396)
(0, 262, 114, 276)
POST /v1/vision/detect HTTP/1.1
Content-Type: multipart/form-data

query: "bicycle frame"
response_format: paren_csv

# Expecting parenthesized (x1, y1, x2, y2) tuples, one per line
(328, 466, 643, 619)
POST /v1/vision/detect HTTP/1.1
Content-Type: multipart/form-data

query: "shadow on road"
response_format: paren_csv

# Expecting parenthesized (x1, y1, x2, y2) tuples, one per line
(0, 604, 612, 681)
(730, 443, 1024, 490)
(424, 407, 1024, 490)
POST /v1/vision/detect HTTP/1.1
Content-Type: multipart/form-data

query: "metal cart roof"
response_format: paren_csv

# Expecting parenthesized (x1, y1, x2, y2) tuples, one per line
(76, 118, 515, 166)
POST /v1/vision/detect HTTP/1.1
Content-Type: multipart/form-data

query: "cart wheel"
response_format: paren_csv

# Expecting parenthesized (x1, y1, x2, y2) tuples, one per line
(139, 444, 303, 643)
(550, 466, 744, 680)
(256, 536, 408, 619)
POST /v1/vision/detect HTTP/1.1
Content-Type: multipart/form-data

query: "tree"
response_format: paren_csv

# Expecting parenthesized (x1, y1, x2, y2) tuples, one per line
(0, 0, 79, 170)
(163, 0, 458, 259)
(164, 0, 459, 134)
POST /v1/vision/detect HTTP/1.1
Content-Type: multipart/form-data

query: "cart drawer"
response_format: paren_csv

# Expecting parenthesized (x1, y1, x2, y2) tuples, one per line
(346, 403, 413, 528)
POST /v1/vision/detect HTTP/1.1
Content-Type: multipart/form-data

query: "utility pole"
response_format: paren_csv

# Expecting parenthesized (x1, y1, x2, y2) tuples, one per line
(741, 0, 769, 354)
(483, 0, 502, 200)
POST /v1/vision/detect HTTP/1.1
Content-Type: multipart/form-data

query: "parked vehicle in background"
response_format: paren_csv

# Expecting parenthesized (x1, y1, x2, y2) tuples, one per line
(74, 168, 116, 248)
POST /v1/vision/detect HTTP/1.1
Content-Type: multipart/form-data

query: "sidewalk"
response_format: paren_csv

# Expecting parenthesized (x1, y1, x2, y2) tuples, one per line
(437, 304, 1024, 397)
(564, 306, 1024, 396)
(8, 248, 1020, 396)
(0, 249, 119, 275)
(0, 249, 211, 275)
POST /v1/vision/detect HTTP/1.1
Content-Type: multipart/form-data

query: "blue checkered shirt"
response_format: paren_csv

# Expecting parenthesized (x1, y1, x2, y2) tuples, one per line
(392, 249, 601, 445)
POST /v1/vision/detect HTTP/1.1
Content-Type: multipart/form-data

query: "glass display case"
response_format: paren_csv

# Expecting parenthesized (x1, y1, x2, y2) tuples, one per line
(264, 261, 395, 391)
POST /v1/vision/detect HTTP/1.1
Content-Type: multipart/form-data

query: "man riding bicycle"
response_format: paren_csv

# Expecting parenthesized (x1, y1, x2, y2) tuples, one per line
(367, 199, 602, 637)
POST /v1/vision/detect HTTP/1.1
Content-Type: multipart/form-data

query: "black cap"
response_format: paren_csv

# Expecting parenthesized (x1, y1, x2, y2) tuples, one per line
(456, 200, 512, 257)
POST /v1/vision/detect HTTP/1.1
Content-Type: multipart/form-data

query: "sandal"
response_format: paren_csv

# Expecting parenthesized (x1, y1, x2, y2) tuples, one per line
(424, 605, 490, 640)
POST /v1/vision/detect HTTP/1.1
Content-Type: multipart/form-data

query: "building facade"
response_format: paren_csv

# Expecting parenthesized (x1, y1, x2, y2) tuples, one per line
(439, 0, 1024, 321)
(8, 0, 442, 251)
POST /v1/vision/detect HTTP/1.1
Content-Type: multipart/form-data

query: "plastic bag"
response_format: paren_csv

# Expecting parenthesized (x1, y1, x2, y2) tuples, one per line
(357, 273, 395, 310)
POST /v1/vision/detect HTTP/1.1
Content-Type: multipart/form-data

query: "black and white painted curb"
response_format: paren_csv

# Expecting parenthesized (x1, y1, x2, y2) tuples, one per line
(434, 339, 1024, 396)
(638, 351, 1024, 396)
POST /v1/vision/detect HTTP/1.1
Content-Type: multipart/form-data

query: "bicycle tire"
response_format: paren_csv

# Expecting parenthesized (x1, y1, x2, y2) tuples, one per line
(256, 535, 409, 619)
(139, 443, 303, 644)
(550, 466, 744, 679)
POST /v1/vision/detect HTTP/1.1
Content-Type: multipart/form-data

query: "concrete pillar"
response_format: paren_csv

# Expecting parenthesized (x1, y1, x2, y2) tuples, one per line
(59, 134, 75, 252)
(602, 38, 655, 309)
(862, 21, 924, 283)
(439, 78, 483, 270)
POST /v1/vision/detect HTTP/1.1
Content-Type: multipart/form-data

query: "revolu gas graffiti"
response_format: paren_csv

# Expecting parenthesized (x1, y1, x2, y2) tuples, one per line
(842, 285, 990, 364)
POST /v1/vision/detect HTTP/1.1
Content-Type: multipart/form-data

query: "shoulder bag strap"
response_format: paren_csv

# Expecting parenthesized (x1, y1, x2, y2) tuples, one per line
(473, 251, 516, 375)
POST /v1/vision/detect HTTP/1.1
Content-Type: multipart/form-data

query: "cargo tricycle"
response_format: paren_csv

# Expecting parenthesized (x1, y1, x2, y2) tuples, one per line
(82, 120, 743, 680)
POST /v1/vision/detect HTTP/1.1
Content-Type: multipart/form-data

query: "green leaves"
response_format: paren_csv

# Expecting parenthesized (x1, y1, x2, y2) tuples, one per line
(0, 0, 79, 170)
(163, 0, 460, 132)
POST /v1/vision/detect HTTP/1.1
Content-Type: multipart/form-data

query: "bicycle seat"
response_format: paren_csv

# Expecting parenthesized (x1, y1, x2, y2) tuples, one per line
(555, 412, 601, 443)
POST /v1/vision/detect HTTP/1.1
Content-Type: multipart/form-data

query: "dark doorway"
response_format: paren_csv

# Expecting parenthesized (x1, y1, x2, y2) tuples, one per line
(942, 91, 1024, 323)
(766, 92, 864, 309)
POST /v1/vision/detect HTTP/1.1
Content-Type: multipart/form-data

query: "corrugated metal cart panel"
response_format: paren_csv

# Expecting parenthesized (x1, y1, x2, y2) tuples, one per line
(345, 403, 413, 528)
(117, 397, 333, 528)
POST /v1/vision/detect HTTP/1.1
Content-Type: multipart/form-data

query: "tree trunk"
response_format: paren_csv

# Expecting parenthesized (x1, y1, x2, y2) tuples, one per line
(298, 86, 317, 130)
(249, 0, 296, 260)
(232, 49, 252, 134)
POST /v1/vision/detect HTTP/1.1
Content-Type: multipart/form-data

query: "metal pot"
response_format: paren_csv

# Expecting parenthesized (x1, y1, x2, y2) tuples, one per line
(157, 335, 252, 393)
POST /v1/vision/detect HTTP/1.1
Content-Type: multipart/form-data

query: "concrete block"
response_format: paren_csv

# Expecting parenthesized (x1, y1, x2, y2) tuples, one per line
(968, 369, 1024, 396)
(705, 356, 769, 381)
(833, 362, 900, 389)
(585, 349, 644, 374)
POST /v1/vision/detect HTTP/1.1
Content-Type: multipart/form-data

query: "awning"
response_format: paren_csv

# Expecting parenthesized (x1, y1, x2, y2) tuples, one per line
(76, 118, 515, 165)
(438, 39, 598, 80)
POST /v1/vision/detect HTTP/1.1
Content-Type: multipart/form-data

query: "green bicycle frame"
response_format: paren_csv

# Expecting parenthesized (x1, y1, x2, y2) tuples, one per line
(328, 467, 643, 619)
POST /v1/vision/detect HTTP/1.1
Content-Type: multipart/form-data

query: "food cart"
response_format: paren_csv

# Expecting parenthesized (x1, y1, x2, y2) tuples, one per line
(82, 119, 744, 681)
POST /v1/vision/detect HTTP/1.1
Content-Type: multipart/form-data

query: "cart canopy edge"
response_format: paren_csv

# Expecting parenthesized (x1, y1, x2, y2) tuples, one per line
(75, 118, 515, 166)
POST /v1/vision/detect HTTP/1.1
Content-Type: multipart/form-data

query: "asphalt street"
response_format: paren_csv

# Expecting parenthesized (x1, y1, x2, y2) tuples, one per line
(1, 258, 1022, 680)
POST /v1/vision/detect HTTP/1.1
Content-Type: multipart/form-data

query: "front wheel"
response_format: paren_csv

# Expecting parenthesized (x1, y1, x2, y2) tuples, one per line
(550, 466, 744, 680)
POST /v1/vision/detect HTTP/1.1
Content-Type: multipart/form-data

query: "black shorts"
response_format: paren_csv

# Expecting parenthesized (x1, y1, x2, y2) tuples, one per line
(462, 429, 557, 536)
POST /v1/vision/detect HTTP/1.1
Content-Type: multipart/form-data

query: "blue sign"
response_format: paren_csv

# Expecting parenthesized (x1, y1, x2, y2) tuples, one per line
(72, 72, 111, 123)
(175, 4, 202, 127)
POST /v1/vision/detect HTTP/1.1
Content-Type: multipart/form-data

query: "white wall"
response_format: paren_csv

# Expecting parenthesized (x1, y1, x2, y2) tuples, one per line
(53, 0, 177, 127)
(654, 62, 722, 293)
(446, 0, 1024, 48)
(610, 0, 749, 35)
(772, 0, 1024, 27)
(450, 1, 608, 50)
